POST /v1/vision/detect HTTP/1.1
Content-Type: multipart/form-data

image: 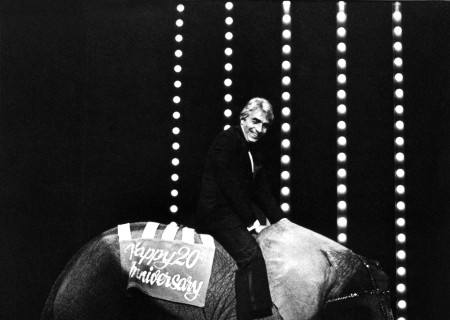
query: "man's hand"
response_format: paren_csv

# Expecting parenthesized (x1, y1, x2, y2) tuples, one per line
(255, 225, 267, 234)
(247, 220, 267, 234)
(247, 219, 260, 232)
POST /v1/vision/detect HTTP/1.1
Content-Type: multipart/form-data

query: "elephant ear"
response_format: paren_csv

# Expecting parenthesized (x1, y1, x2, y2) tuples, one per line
(257, 219, 353, 320)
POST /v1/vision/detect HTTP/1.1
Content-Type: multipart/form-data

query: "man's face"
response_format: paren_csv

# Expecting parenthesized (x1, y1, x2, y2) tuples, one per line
(240, 108, 270, 143)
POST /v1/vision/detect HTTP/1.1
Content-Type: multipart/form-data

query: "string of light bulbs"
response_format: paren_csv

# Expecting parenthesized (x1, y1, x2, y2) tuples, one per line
(393, 2, 407, 319)
(336, 1, 348, 244)
(224, 2, 234, 130)
(280, 1, 292, 217)
(169, 3, 185, 215)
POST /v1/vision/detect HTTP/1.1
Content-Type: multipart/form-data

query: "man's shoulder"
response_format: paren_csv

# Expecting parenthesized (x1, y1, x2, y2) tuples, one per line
(213, 126, 241, 144)
(223, 125, 240, 137)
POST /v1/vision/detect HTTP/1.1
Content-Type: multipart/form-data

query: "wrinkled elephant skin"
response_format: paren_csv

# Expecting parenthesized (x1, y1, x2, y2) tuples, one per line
(41, 220, 394, 320)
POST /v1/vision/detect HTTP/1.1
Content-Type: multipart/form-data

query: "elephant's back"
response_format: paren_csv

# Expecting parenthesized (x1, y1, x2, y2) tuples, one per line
(42, 222, 237, 320)
(41, 225, 129, 320)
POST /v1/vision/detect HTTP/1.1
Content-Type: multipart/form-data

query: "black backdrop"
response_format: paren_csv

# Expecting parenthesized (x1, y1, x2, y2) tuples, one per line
(1, 1, 449, 319)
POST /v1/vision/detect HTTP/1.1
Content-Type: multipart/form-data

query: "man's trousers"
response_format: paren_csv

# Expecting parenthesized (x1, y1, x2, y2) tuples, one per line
(211, 226, 273, 320)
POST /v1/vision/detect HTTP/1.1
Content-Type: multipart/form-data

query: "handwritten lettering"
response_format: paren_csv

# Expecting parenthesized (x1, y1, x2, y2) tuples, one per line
(124, 242, 200, 269)
(120, 238, 215, 306)
(129, 261, 204, 301)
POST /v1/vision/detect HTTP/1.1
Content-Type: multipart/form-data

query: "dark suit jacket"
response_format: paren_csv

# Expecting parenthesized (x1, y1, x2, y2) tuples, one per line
(196, 125, 283, 232)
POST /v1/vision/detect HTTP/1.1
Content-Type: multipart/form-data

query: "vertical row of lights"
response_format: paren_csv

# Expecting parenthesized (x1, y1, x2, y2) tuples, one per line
(169, 3, 185, 215)
(280, 1, 292, 217)
(336, 1, 348, 244)
(393, 2, 407, 319)
(224, 2, 234, 130)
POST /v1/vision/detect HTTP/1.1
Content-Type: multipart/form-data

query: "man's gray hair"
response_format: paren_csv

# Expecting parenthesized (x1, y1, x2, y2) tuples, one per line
(239, 97, 274, 124)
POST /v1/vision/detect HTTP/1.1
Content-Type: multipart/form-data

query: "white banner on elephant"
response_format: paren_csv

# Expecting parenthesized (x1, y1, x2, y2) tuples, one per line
(119, 225, 215, 307)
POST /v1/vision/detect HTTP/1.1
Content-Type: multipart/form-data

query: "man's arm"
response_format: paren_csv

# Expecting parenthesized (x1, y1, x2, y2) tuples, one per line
(254, 169, 284, 224)
(210, 134, 256, 227)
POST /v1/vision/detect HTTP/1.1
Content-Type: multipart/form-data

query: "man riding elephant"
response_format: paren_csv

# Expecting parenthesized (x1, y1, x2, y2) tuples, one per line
(41, 98, 394, 320)
(196, 97, 284, 320)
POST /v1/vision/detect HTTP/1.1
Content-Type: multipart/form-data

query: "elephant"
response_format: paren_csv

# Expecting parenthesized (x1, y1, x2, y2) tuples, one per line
(41, 219, 394, 320)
